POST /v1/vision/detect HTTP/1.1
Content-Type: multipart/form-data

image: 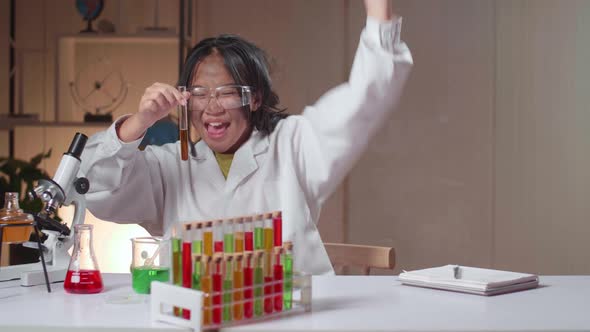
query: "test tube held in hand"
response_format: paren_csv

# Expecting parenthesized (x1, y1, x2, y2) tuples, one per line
(178, 86, 189, 161)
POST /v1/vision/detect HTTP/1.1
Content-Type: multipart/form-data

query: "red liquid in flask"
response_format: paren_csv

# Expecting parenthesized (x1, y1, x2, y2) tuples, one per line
(64, 270, 104, 294)
(64, 224, 104, 294)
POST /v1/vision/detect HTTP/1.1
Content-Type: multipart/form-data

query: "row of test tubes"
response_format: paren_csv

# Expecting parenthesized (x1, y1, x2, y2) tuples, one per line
(170, 211, 293, 327)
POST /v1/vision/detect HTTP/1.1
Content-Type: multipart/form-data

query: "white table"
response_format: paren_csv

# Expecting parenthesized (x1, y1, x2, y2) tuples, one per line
(0, 274, 588, 332)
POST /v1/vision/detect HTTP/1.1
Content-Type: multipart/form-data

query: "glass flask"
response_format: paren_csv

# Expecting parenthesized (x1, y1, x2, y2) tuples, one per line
(0, 192, 34, 243)
(130, 236, 171, 294)
(64, 224, 104, 294)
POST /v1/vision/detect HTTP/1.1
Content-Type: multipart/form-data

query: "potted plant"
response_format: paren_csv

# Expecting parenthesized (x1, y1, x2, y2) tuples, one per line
(0, 150, 52, 213)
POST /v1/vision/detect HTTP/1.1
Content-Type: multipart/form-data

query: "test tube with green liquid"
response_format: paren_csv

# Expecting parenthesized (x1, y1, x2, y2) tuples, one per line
(171, 225, 182, 316)
(233, 253, 244, 321)
(282, 241, 293, 310)
(192, 253, 202, 291)
(192, 223, 203, 255)
(254, 214, 264, 250)
(223, 254, 233, 322)
(223, 219, 234, 254)
(192, 223, 203, 290)
(253, 250, 264, 316)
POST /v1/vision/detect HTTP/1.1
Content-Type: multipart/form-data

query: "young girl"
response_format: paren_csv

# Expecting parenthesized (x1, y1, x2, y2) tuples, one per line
(80, 0, 413, 275)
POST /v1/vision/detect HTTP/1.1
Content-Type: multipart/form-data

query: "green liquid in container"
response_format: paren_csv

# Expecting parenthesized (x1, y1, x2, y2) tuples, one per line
(193, 261, 202, 291)
(192, 240, 202, 255)
(254, 267, 264, 316)
(283, 253, 293, 309)
(132, 266, 171, 294)
(254, 228, 263, 250)
(223, 279, 233, 322)
(224, 234, 235, 253)
(172, 238, 182, 285)
(172, 237, 182, 317)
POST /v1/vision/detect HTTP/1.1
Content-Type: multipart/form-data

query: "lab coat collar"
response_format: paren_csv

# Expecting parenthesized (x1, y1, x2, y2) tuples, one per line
(192, 129, 269, 192)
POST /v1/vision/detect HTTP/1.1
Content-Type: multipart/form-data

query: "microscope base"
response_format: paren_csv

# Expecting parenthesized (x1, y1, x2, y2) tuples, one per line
(0, 263, 67, 286)
(21, 266, 67, 286)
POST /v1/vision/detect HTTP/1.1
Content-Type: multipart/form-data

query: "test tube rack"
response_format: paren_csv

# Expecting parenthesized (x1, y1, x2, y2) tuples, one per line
(151, 272, 311, 331)
(150, 211, 312, 331)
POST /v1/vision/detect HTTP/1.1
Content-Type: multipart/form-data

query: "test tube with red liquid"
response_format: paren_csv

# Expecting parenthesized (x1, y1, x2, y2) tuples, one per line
(212, 254, 223, 325)
(213, 220, 224, 253)
(272, 211, 282, 248)
(273, 247, 284, 312)
(182, 224, 192, 319)
(243, 252, 254, 319)
(244, 216, 254, 251)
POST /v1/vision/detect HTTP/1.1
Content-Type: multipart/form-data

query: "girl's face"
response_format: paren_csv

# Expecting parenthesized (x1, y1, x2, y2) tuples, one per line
(190, 53, 253, 154)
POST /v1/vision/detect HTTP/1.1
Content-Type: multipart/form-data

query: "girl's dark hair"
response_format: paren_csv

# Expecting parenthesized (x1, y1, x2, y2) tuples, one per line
(178, 34, 288, 136)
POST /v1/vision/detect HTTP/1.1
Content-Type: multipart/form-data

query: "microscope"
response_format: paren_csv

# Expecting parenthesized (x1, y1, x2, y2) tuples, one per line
(0, 133, 89, 286)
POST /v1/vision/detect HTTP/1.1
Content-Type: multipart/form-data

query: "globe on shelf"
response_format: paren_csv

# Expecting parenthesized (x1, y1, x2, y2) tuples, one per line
(69, 57, 128, 123)
(76, 0, 104, 33)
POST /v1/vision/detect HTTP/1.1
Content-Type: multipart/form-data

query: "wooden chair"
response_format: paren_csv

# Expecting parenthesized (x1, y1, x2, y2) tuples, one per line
(323, 242, 396, 275)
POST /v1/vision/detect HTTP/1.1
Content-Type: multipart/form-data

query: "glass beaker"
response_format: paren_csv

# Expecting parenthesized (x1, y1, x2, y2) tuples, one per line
(64, 224, 104, 294)
(131, 237, 171, 294)
(0, 192, 34, 243)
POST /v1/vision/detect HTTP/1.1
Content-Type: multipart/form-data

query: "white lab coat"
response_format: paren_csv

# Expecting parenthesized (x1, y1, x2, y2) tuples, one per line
(80, 17, 413, 275)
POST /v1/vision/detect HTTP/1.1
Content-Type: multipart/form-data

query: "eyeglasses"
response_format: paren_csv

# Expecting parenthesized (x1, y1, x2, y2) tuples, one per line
(188, 85, 253, 112)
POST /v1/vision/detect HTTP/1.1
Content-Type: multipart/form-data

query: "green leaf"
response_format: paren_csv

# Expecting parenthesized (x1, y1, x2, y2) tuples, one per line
(30, 149, 51, 168)
(1, 150, 53, 214)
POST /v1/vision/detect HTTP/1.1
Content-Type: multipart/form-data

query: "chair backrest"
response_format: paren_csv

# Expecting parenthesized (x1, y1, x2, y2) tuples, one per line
(323, 242, 396, 275)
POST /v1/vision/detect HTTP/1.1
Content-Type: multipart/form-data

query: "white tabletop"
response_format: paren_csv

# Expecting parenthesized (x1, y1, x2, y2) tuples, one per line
(0, 274, 588, 332)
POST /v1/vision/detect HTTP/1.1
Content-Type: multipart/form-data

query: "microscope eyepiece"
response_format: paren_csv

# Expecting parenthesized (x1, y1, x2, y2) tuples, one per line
(66, 133, 88, 160)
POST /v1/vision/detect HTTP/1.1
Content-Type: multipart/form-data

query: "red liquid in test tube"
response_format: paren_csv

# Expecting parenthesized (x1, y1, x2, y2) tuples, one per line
(245, 233, 253, 251)
(244, 263, 254, 318)
(244, 216, 254, 251)
(213, 220, 224, 253)
(214, 242, 224, 252)
(212, 257, 223, 325)
(273, 248, 284, 312)
(264, 276, 274, 314)
(273, 211, 282, 247)
(182, 225, 193, 319)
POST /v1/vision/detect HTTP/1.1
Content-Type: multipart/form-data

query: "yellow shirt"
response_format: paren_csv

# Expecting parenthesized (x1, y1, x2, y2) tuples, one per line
(214, 152, 234, 179)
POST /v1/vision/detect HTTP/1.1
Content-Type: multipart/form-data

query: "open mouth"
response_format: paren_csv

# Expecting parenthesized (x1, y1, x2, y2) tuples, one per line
(205, 121, 230, 139)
